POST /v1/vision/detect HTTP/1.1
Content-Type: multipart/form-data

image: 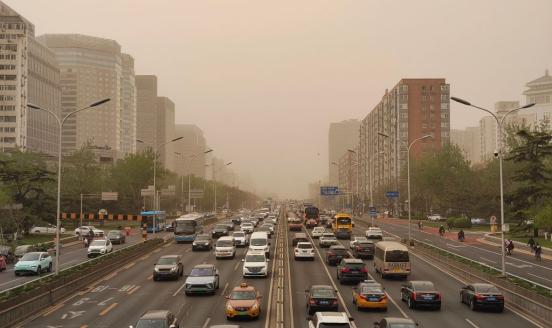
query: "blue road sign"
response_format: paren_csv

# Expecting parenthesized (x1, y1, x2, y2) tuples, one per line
(320, 186, 339, 196)
(369, 206, 377, 216)
(385, 191, 400, 198)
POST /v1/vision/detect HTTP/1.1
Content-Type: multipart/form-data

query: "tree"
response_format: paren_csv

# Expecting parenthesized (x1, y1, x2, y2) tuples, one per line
(535, 205, 552, 233)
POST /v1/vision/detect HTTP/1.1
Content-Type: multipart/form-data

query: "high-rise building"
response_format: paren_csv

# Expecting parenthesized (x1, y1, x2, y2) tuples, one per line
(0, 2, 61, 155)
(135, 75, 158, 152)
(174, 124, 207, 178)
(120, 54, 136, 155)
(156, 96, 175, 171)
(359, 79, 450, 205)
(451, 126, 481, 165)
(328, 119, 360, 186)
(38, 34, 136, 158)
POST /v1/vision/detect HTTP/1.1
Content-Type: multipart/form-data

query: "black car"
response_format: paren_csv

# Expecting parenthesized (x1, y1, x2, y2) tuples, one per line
(221, 221, 235, 231)
(352, 241, 375, 259)
(153, 255, 184, 281)
(460, 283, 504, 312)
(192, 234, 213, 251)
(131, 310, 179, 328)
(305, 285, 339, 315)
(326, 245, 350, 266)
(400, 280, 441, 310)
(106, 230, 126, 244)
(231, 216, 242, 225)
(336, 259, 368, 284)
(211, 224, 229, 239)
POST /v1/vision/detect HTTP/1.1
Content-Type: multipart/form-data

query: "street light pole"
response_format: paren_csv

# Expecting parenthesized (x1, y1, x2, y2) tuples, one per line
(28, 98, 110, 275)
(213, 162, 232, 213)
(451, 96, 535, 276)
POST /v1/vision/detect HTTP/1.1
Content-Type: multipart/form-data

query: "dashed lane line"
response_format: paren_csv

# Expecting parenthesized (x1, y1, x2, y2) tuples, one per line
(173, 282, 187, 297)
(233, 260, 241, 272)
(99, 302, 118, 316)
(465, 318, 480, 328)
(127, 285, 141, 295)
(202, 317, 211, 328)
(41, 303, 65, 317)
(221, 282, 229, 296)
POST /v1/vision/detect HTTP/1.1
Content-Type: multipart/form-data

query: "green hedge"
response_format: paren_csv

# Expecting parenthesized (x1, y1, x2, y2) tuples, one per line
(446, 217, 472, 228)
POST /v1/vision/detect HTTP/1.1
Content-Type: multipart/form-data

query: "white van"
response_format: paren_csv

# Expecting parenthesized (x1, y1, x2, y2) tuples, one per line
(242, 250, 269, 277)
(249, 231, 270, 258)
(215, 236, 236, 259)
(374, 241, 411, 279)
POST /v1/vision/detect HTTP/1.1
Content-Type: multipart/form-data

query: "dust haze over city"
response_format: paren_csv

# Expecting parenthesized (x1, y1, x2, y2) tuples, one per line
(8, 0, 552, 199)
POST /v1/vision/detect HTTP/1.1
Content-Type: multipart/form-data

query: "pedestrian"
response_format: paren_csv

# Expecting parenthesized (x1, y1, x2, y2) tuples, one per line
(506, 239, 514, 255)
(527, 237, 535, 253)
(535, 243, 542, 262)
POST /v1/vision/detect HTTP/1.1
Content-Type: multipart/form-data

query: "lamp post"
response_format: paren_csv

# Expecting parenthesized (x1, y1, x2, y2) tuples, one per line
(451, 96, 535, 276)
(28, 98, 111, 275)
(331, 162, 341, 209)
(175, 149, 213, 212)
(137, 136, 183, 236)
(213, 162, 232, 213)
(347, 149, 359, 217)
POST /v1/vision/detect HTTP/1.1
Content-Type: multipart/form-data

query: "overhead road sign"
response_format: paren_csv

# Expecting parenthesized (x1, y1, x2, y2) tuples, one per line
(320, 186, 340, 196)
(369, 206, 377, 217)
(385, 191, 400, 198)
(101, 192, 118, 201)
(189, 188, 204, 199)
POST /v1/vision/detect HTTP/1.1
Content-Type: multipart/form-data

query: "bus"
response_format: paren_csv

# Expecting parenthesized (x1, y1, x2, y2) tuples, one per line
(141, 211, 166, 233)
(304, 206, 319, 223)
(174, 213, 205, 243)
(332, 213, 353, 239)
(374, 241, 411, 279)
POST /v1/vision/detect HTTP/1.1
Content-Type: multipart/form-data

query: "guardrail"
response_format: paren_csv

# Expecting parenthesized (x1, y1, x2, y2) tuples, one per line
(0, 237, 166, 327)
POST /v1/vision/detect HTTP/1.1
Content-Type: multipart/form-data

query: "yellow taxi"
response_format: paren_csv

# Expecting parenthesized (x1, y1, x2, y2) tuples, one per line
(225, 282, 262, 320)
(352, 280, 388, 311)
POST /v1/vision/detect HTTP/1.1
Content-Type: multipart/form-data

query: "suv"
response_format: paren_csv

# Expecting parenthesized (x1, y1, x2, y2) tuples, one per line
(312, 227, 326, 239)
(130, 310, 179, 328)
(215, 236, 236, 259)
(14, 252, 52, 276)
(242, 250, 269, 277)
(307, 312, 353, 328)
(107, 230, 126, 244)
(232, 231, 249, 247)
(326, 245, 350, 265)
(365, 227, 383, 241)
(212, 224, 230, 239)
(192, 234, 213, 251)
(240, 222, 254, 234)
(352, 241, 375, 259)
(184, 264, 220, 295)
(336, 259, 368, 284)
(294, 242, 315, 260)
(153, 255, 184, 281)
(87, 239, 113, 258)
(319, 235, 339, 248)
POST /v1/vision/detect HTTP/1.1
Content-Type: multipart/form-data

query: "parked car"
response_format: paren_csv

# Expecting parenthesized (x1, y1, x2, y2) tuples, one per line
(74, 226, 104, 237)
(30, 224, 66, 234)
(306, 285, 339, 315)
(460, 283, 504, 312)
(165, 223, 174, 232)
(336, 259, 368, 284)
(400, 280, 441, 310)
(192, 234, 213, 251)
(352, 280, 387, 311)
(14, 245, 36, 259)
(184, 264, 220, 295)
(427, 214, 444, 222)
(14, 251, 52, 276)
(352, 241, 375, 259)
(87, 239, 113, 258)
(130, 310, 179, 328)
(326, 245, 350, 265)
(107, 230, 126, 244)
(153, 255, 184, 281)
(294, 242, 315, 260)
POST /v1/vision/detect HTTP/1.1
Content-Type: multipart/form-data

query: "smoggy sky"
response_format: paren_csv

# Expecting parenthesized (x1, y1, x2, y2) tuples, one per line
(8, 0, 552, 199)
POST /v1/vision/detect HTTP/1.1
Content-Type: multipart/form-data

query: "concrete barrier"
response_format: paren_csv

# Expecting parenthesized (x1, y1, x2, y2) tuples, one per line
(0, 238, 165, 327)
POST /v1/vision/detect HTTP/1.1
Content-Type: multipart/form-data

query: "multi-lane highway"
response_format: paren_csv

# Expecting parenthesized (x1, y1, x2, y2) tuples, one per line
(0, 232, 153, 292)
(11, 208, 546, 328)
(374, 218, 552, 288)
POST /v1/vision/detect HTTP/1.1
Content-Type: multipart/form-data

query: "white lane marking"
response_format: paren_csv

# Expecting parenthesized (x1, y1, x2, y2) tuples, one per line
(201, 317, 211, 328)
(264, 218, 280, 328)
(284, 218, 295, 328)
(446, 243, 466, 248)
(172, 282, 187, 297)
(506, 262, 532, 269)
(479, 257, 496, 263)
(0, 277, 22, 287)
(221, 282, 229, 296)
(465, 318, 480, 328)
(527, 272, 552, 283)
(233, 260, 240, 272)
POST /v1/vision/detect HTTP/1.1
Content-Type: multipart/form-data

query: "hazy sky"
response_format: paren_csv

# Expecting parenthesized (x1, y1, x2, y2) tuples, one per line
(8, 0, 552, 199)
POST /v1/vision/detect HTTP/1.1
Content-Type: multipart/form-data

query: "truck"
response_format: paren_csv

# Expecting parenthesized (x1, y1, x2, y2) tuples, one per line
(304, 206, 320, 224)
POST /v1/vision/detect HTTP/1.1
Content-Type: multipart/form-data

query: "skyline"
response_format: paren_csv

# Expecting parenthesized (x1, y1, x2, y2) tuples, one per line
(6, 0, 552, 198)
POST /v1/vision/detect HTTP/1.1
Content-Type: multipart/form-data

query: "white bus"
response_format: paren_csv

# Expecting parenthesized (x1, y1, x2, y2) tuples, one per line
(374, 241, 411, 279)
(174, 213, 205, 243)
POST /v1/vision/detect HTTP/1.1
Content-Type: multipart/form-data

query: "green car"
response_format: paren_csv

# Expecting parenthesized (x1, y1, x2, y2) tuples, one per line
(14, 252, 52, 276)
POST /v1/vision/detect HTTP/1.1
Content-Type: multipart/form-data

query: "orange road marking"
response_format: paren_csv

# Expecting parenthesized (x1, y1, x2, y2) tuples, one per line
(99, 302, 118, 316)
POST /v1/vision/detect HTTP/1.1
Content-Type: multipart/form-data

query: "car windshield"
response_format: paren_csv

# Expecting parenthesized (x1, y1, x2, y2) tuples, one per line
(21, 253, 40, 261)
(196, 236, 209, 241)
(107, 231, 119, 236)
(217, 240, 234, 247)
(331, 249, 347, 255)
(230, 291, 256, 300)
(385, 250, 409, 262)
(319, 324, 351, 328)
(136, 319, 167, 328)
(475, 285, 500, 293)
(412, 282, 435, 292)
(361, 285, 383, 294)
(157, 257, 177, 265)
(388, 324, 416, 328)
(245, 254, 265, 262)
(312, 288, 335, 298)
(233, 232, 244, 237)
(250, 238, 267, 246)
(90, 240, 106, 246)
(215, 225, 227, 230)
(325, 237, 337, 241)
(297, 244, 312, 249)
(190, 268, 213, 276)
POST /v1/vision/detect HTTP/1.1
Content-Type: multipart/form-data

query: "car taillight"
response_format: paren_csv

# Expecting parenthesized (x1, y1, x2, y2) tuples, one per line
(475, 293, 485, 300)
(435, 292, 441, 301)
(356, 246, 362, 251)
(412, 292, 417, 301)
(340, 267, 350, 273)
(309, 298, 316, 305)
(332, 299, 338, 305)
(360, 267, 368, 273)
(496, 295, 504, 300)
(380, 294, 387, 301)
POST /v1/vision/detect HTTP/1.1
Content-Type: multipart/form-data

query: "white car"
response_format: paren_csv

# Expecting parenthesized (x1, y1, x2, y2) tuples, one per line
(240, 222, 254, 234)
(350, 236, 368, 249)
(232, 231, 249, 247)
(427, 214, 443, 222)
(87, 239, 113, 258)
(311, 227, 326, 239)
(308, 312, 353, 328)
(215, 236, 236, 259)
(294, 242, 315, 260)
(365, 227, 383, 240)
(30, 224, 66, 234)
(242, 250, 269, 277)
(75, 226, 104, 237)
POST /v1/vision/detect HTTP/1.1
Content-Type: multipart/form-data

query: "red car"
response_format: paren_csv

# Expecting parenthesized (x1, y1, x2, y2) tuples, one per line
(288, 219, 303, 231)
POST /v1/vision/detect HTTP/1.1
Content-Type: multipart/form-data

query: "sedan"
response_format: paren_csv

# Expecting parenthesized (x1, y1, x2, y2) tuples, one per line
(400, 280, 441, 310)
(326, 245, 350, 266)
(131, 310, 179, 328)
(353, 280, 387, 311)
(460, 283, 504, 312)
(350, 236, 368, 250)
(374, 318, 417, 328)
(305, 285, 339, 315)
(107, 230, 126, 244)
(30, 224, 66, 234)
(14, 252, 52, 276)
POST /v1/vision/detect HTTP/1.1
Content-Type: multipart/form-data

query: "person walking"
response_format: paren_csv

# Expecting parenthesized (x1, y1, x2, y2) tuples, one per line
(527, 237, 535, 253)
(535, 243, 542, 262)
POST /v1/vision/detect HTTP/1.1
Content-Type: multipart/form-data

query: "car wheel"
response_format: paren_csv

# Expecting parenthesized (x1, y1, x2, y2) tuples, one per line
(407, 297, 414, 309)
(469, 299, 476, 311)
(14, 271, 19, 276)
(434, 305, 441, 311)
(37, 266, 42, 275)
(496, 305, 504, 313)
(153, 276, 158, 281)
(47, 263, 52, 272)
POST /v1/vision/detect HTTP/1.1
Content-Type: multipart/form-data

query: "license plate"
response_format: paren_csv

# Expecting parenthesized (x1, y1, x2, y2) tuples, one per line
(487, 297, 496, 301)
(369, 297, 378, 301)
(423, 295, 433, 300)
(393, 267, 402, 272)
(320, 301, 329, 305)
(238, 311, 249, 315)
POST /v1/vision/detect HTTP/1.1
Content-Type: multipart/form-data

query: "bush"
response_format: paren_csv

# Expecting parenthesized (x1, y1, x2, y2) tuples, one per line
(453, 217, 472, 228)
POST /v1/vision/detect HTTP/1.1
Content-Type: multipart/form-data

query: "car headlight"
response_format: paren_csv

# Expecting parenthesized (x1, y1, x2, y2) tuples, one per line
(226, 303, 234, 311)
(251, 302, 259, 310)
(100, 249, 106, 253)
(206, 283, 213, 289)
(170, 267, 178, 272)
(154, 267, 159, 272)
